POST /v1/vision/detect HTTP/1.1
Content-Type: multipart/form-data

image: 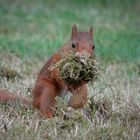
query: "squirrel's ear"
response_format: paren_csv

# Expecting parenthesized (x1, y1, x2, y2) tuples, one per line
(89, 26, 93, 38)
(71, 24, 77, 39)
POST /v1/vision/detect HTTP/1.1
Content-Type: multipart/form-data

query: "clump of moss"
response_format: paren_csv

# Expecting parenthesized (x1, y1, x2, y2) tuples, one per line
(0, 66, 21, 80)
(53, 53, 98, 86)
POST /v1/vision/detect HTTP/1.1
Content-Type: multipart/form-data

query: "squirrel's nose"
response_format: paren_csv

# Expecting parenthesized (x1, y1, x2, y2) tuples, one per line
(75, 50, 91, 58)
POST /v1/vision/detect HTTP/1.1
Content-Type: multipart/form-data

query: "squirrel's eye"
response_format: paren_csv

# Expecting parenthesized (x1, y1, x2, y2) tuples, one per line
(72, 43, 76, 48)
(92, 45, 95, 49)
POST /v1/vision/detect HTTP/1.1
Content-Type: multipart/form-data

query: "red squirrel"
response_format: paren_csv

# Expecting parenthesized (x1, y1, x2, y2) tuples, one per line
(0, 25, 95, 118)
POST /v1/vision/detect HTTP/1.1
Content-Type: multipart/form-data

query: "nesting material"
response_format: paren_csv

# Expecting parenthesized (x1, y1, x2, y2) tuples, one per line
(53, 53, 98, 86)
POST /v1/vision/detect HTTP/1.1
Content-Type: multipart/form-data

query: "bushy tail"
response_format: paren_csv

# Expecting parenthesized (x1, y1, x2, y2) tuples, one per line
(0, 91, 32, 106)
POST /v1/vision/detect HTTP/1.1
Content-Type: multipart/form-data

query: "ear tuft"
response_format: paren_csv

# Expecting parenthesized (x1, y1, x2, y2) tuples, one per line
(89, 26, 93, 38)
(71, 24, 78, 39)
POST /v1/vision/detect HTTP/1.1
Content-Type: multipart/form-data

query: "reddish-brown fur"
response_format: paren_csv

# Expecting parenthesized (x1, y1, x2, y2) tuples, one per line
(0, 25, 95, 118)
(0, 91, 31, 106)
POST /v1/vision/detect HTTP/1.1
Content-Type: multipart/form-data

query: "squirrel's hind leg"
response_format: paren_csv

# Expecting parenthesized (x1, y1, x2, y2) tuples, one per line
(39, 84, 57, 118)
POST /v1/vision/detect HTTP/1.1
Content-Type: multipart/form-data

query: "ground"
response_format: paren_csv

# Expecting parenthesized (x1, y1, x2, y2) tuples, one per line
(0, 0, 140, 139)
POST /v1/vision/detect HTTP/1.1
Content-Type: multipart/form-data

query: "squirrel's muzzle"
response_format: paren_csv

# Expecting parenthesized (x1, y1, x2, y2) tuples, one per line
(75, 50, 92, 59)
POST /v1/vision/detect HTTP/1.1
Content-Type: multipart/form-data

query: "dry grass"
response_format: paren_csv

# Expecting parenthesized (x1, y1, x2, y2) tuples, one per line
(0, 53, 140, 140)
(51, 53, 98, 86)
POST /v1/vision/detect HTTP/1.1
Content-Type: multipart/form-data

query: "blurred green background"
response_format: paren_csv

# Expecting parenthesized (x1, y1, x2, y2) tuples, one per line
(0, 0, 139, 63)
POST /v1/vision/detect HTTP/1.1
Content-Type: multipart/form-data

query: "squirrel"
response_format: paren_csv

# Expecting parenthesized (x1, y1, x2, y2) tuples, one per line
(0, 25, 95, 118)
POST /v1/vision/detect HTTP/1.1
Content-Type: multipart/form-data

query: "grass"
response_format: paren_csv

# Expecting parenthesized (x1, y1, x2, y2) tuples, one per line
(0, 0, 140, 139)
(52, 53, 98, 86)
(0, 0, 139, 62)
(0, 55, 139, 139)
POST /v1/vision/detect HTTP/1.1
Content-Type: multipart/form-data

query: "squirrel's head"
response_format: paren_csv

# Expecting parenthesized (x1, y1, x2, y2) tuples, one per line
(70, 24, 95, 58)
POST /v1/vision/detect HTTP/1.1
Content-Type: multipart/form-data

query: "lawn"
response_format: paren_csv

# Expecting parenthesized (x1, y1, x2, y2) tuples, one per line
(0, 0, 140, 139)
